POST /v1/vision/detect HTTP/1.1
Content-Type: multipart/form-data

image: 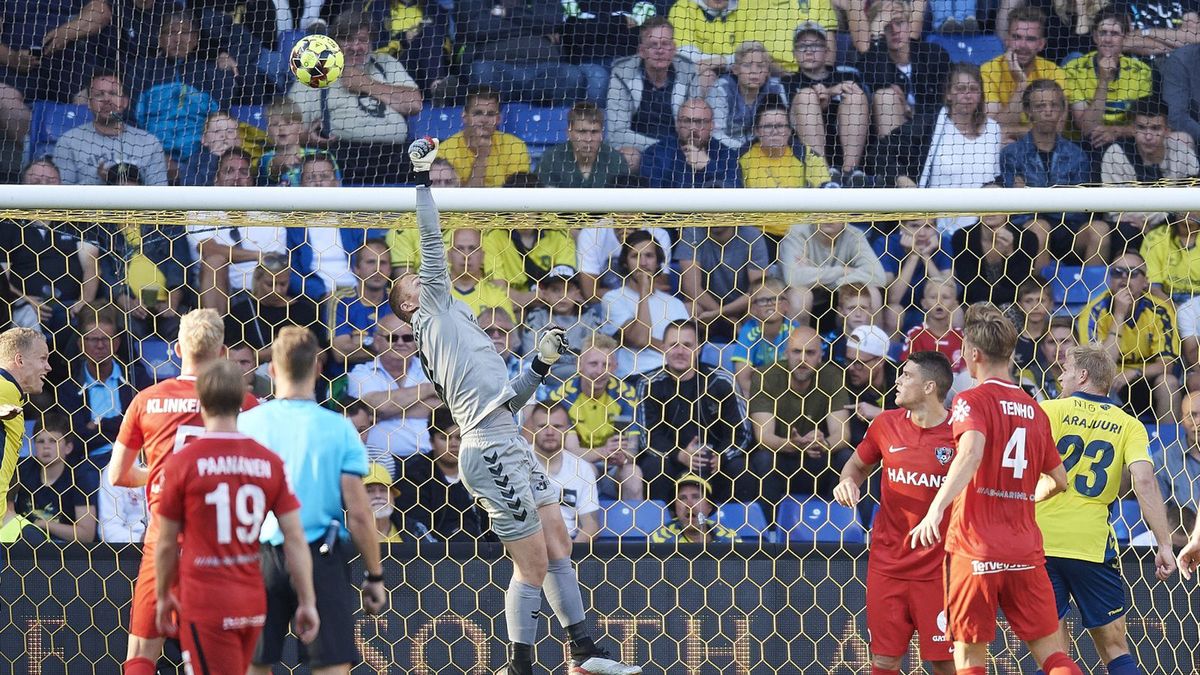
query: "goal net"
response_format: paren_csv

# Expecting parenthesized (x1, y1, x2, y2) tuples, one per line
(0, 186, 1198, 674)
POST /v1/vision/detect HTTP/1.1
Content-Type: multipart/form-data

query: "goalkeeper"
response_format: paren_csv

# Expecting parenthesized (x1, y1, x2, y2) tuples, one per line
(390, 137, 641, 675)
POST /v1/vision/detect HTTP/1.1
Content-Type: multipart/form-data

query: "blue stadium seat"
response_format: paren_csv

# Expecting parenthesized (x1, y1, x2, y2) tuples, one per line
(410, 106, 464, 143)
(1111, 499, 1146, 545)
(500, 104, 571, 147)
(777, 496, 865, 544)
(229, 104, 267, 130)
(28, 102, 92, 158)
(598, 500, 668, 539)
(277, 29, 309, 55)
(1147, 423, 1182, 465)
(18, 419, 34, 458)
(925, 34, 1004, 65)
(715, 502, 770, 540)
(1044, 265, 1108, 312)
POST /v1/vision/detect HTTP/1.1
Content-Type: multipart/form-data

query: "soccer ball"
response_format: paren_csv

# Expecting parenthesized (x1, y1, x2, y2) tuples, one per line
(290, 34, 344, 88)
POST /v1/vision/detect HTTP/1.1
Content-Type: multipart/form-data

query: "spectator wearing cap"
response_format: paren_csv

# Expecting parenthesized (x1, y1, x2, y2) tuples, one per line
(526, 402, 602, 542)
(543, 334, 645, 501)
(738, 0, 837, 70)
(345, 314, 439, 459)
(633, 320, 757, 503)
(639, 98, 741, 187)
(855, 0, 951, 186)
(523, 265, 606, 384)
(749, 325, 852, 500)
(537, 102, 632, 188)
(784, 22, 869, 188)
(843, 324, 898, 446)
(330, 238, 395, 370)
(394, 406, 492, 542)
(53, 71, 169, 186)
(607, 17, 704, 153)
(676, 223, 769, 344)
(363, 462, 427, 543)
(224, 254, 324, 364)
(601, 231, 690, 377)
(822, 284, 881, 364)
(648, 474, 741, 543)
(707, 41, 788, 151)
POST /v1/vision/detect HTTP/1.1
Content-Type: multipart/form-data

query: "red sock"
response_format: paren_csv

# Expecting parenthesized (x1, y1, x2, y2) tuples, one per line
(957, 668, 986, 675)
(870, 667, 900, 675)
(1042, 651, 1083, 675)
(123, 657, 155, 675)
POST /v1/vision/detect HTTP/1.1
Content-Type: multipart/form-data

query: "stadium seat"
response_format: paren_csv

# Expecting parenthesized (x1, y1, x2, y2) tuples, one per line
(925, 34, 1004, 65)
(1147, 423, 1182, 465)
(1111, 499, 1147, 545)
(500, 104, 571, 147)
(598, 500, 668, 539)
(229, 104, 267, 130)
(410, 106, 464, 143)
(715, 502, 771, 540)
(1043, 265, 1109, 312)
(27, 102, 92, 159)
(777, 496, 865, 544)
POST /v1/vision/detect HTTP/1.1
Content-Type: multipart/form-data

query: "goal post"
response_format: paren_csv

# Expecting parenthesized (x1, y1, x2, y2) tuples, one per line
(2, 186, 1199, 674)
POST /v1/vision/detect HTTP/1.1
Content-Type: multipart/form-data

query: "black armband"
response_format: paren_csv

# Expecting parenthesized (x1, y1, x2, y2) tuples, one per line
(531, 358, 552, 377)
(414, 170, 431, 187)
(364, 571, 385, 584)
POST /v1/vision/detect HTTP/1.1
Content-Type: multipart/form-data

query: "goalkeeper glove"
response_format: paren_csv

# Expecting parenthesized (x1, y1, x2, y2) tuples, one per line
(409, 137, 439, 178)
(537, 327, 569, 365)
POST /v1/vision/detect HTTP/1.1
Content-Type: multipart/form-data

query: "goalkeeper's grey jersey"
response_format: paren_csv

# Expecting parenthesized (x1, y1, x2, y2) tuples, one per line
(409, 187, 541, 433)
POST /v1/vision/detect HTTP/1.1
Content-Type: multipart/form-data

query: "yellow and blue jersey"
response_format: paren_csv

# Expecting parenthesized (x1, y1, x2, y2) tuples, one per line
(1077, 291, 1179, 369)
(0, 368, 26, 509)
(545, 375, 637, 450)
(1036, 392, 1151, 563)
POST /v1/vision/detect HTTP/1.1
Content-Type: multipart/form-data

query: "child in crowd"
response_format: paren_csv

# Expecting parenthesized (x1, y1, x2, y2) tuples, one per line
(824, 284, 881, 364)
(14, 413, 98, 543)
(899, 276, 965, 372)
(730, 278, 802, 394)
(708, 41, 788, 150)
(259, 98, 318, 186)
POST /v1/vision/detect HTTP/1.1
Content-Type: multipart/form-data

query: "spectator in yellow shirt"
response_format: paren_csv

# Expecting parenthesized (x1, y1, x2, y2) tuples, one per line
(982, 6, 1066, 140)
(737, 0, 838, 69)
(738, 104, 832, 237)
(1076, 251, 1181, 419)
(446, 227, 515, 317)
(1065, 10, 1153, 149)
(668, 0, 742, 76)
(439, 85, 531, 186)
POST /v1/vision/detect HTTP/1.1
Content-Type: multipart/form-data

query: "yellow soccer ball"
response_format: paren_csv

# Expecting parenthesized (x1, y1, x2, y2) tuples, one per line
(290, 34, 345, 88)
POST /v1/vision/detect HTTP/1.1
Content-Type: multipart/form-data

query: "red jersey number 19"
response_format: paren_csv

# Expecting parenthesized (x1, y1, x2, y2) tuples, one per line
(205, 483, 267, 545)
(1002, 428, 1028, 479)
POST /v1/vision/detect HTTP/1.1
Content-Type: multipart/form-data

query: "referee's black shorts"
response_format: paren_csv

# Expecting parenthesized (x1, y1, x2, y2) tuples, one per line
(253, 538, 359, 668)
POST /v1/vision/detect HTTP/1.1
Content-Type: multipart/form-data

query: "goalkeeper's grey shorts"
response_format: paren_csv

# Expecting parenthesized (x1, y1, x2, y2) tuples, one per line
(458, 417, 557, 541)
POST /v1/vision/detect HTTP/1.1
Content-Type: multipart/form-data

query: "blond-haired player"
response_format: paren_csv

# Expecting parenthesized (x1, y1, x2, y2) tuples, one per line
(110, 309, 259, 675)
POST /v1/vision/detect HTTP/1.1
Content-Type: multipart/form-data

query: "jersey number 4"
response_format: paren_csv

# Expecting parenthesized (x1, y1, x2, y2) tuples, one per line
(1002, 428, 1028, 479)
(204, 482, 267, 545)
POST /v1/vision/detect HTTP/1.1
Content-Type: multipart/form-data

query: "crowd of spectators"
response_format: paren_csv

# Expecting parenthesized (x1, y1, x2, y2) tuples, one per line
(3, 0, 1200, 545)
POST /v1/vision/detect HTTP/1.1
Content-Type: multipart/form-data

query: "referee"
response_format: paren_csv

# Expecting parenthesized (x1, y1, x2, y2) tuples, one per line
(0, 327, 51, 519)
(239, 327, 385, 674)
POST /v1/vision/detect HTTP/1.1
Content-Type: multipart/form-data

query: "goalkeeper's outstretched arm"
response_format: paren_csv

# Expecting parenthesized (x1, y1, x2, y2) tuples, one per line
(412, 137, 451, 313)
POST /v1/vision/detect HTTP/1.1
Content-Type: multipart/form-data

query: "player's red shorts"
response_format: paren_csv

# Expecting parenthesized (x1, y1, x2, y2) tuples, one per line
(944, 553, 1060, 644)
(180, 619, 261, 675)
(866, 567, 953, 662)
(129, 517, 163, 639)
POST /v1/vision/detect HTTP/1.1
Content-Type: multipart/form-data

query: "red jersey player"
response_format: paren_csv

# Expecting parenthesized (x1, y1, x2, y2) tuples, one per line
(108, 309, 259, 675)
(834, 351, 957, 675)
(154, 360, 318, 674)
(909, 303, 1079, 675)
